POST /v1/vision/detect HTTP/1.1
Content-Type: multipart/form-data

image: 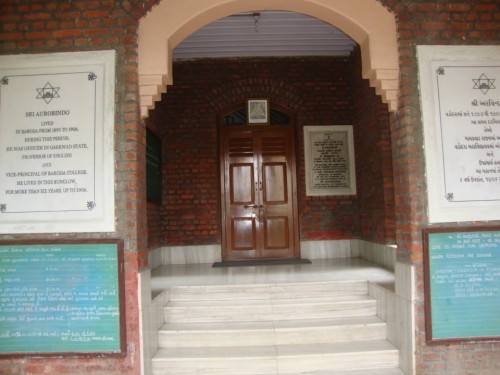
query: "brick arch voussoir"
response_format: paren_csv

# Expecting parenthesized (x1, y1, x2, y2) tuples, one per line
(207, 78, 304, 115)
(124, 0, 162, 20)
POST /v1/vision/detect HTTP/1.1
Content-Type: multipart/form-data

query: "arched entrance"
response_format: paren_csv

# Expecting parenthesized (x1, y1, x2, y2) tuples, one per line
(137, 0, 399, 117)
(139, 0, 408, 374)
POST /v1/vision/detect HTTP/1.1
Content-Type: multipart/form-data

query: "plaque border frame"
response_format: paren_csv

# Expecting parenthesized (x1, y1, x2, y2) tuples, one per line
(0, 50, 116, 233)
(422, 226, 500, 345)
(0, 238, 126, 358)
(417, 45, 500, 223)
(303, 125, 357, 196)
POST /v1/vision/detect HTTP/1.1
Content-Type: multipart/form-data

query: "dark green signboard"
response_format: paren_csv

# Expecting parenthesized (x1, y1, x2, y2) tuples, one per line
(423, 227, 500, 344)
(0, 239, 125, 356)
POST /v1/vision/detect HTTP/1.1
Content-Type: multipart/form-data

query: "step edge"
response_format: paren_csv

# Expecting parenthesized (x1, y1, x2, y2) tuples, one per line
(158, 321, 387, 334)
(153, 340, 399, 360)
(164, 297, 377, 308)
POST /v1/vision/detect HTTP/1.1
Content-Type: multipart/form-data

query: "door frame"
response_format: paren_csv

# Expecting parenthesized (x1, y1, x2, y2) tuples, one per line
(218, 103, 301, 261)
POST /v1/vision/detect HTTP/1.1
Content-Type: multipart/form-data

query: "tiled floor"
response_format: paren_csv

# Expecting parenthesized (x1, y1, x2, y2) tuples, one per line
(151, 258, 395, 294)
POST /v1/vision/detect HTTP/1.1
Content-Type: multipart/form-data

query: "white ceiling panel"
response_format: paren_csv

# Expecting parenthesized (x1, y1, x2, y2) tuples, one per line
(173, 11, 357, 60)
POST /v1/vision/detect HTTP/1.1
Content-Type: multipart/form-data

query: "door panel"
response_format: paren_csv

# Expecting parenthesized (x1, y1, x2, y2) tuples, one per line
(230, 164, 254, 204)
(263, 216, 289, 249)
(263, 163, 287, 204)
(232, 218, 257, 250)
(222, 125, 298, 261)
(223, 132, 259, 258)
(258, 130, 295, 258)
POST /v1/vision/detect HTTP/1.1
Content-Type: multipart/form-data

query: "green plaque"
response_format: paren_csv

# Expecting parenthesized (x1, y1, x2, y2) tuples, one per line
(423, 227, 500, 344)
(0, 239, 125, 357)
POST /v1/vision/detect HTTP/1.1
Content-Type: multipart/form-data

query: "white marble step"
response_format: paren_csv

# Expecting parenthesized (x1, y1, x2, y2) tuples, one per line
(169, 280, 368, 302)
(263, 370, 405, 375)
(159, 316, 387, 347)
(277, 341, 399, 373)
(152, 340, 399, 375)
(164, 295, 377, 323)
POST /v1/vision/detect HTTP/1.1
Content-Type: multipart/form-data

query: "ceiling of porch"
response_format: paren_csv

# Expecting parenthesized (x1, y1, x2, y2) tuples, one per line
(172, 11, 357, 60)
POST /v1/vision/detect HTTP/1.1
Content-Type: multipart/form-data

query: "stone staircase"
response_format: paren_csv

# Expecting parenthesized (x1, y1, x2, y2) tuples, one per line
(152, 280, 403, 375)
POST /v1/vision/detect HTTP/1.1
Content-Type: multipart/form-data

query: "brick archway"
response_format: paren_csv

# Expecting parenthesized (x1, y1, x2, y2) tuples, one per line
(138, 0, 399, 117)
(206, 78, 304, 113)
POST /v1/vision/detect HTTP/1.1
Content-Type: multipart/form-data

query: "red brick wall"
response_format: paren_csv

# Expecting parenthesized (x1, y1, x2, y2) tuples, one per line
(0, 1, 158, 374)
(351, 47, 396, 244)
(381, 1, 500, 374)
(2, 1, 499, 374)
(147, 56, 395, 246)
(145, 110, 163, 250)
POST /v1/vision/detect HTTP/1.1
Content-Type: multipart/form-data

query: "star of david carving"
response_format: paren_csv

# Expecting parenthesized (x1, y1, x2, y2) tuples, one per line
(36, 82, 60, 104)
(472, 73, 496, 95)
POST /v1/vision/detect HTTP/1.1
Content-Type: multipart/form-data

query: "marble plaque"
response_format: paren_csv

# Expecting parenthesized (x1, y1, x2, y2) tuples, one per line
(0, 51, 115, 233)
(304, 125, 356, 196)
(418, 46, 500, 223)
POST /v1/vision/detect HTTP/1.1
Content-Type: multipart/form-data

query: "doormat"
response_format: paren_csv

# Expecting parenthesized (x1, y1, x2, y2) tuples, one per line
(212, 258, 312, 268)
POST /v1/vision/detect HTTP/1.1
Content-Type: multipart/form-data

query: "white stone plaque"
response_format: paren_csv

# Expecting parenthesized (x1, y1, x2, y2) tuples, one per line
(0, 51, 115, 233)
(418, 46, 500, 223)
(304, 125, 356, 196)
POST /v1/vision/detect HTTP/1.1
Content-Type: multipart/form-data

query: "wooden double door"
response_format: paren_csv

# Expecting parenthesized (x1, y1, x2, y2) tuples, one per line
(221, 125, 299, 261)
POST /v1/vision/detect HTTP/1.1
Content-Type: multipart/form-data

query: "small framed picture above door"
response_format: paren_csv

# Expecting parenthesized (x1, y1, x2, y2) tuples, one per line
(247, 98, 269, 125)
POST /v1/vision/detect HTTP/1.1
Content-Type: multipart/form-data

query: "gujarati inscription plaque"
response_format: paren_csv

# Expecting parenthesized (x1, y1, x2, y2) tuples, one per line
(418, 46, 500, 222)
